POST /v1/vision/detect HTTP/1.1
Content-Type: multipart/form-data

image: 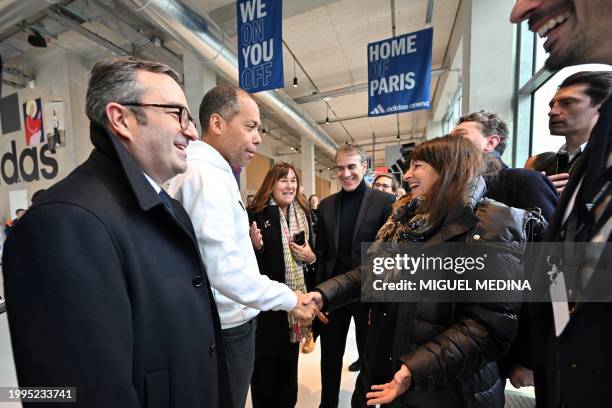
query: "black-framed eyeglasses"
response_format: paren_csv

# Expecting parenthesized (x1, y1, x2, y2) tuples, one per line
(373, 182, 392, 189)
(120, 102, 195, 130)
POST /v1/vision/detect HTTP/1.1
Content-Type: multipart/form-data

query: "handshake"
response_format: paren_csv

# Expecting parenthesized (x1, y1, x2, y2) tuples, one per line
(289, 290, 324, 325)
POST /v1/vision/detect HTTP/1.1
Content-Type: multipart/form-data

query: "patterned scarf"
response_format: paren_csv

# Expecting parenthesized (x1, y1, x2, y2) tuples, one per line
(271, 198, 312, 343)
(376, 195, 436, 243)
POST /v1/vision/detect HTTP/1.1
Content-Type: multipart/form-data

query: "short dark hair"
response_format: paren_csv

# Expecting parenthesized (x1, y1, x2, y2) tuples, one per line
(199, 85, 251, 132)
(373, 174, 398, 192)
(86, 56, 181, 127)
(457, 110, 509, 155)
(559, 71, 612, 107)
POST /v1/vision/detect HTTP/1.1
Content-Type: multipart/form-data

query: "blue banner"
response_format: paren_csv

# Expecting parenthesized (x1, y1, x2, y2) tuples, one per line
(237, 0, 283, 93)
(367, 27, 433, 117)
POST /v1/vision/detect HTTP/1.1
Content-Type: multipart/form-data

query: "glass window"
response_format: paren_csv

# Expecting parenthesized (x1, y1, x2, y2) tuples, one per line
(531, 64, 612, 155)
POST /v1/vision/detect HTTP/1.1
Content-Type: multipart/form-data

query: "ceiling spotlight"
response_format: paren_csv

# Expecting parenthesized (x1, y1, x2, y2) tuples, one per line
(325, 116, 329, 124)
(27, 30, 47, 48)
(396, 134, 400, 141)
(262, 127, 267, 135)
(292, 57, 298, 87)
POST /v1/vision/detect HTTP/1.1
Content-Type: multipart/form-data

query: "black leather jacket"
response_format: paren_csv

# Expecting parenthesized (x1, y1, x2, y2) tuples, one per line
(316, 178, 545, 408)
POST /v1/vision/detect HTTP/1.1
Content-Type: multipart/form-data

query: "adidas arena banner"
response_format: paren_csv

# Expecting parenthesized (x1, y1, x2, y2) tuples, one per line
(368, 27, 433, 117)
(237, 0, 283, 93)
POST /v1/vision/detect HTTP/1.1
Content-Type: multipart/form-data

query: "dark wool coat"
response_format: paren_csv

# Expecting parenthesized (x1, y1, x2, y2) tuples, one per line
(314, 187, 395, 284)
(2, 124, 229, 407)
(529, 98, 612, 408)
(248, 204, 315, 357)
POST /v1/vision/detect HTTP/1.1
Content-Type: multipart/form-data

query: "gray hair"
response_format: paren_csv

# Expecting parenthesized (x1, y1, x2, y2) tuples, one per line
(85, 56, 181, 127)
(457, 110, 509, 155)
(335, 143, 368, 163)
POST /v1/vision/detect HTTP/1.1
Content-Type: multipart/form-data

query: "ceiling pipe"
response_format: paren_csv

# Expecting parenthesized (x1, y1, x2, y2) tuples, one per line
(0, 0, 55, 34)
(118, 0, 338, 156)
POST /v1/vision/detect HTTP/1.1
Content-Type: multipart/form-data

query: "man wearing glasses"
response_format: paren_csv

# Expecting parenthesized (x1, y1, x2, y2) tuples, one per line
(2, 56, 229, 407)
(372, 174, 398, 195)
(169, 85, 317, 408)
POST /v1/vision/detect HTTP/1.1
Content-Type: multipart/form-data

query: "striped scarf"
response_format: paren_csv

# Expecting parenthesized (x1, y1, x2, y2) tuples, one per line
(271, 198, 312, 343)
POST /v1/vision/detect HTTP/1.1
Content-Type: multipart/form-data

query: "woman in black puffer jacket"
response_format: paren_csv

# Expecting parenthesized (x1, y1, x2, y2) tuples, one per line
(312, 135, 544, 408)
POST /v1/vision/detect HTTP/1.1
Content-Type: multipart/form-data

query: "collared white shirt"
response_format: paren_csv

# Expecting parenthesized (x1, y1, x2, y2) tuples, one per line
(143, 173, 162, 194)
(168, 140, 296, 329)
(558, 141, 588, 163)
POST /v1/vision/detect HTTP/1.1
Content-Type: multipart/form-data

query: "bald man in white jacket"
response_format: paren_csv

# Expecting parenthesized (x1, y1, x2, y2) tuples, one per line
(169, 85, 316, 408)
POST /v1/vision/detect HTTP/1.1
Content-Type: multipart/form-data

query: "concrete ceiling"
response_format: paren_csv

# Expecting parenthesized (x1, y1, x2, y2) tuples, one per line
(0, 0, 460, 167)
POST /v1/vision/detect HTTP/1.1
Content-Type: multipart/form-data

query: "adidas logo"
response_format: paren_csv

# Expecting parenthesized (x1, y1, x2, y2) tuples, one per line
(370, 104, 386, 115)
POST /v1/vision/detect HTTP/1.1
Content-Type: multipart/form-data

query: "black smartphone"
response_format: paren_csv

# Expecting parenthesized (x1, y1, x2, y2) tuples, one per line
(293, 230, 305, 246)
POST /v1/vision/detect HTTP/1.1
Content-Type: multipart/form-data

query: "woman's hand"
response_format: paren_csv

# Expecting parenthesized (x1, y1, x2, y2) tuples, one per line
(366, 364, 411, 405)
(317, 312, 330, 324)
(290, 241, 316, 264)
(250, 221, 263, 250)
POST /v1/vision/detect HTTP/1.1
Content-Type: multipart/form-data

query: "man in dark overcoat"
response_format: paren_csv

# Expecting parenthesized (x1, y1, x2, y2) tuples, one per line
(2, 56, 229, 407)
(511, 1, 612, 406)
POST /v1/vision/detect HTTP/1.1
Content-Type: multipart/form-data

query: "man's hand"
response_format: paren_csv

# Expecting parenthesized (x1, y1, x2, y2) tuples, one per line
(249, 221, 263, 250)
(290, 290, 319, 324)
(509, 365, 534, 388)
(366, 364, 411, 405)
(545, 172, 570, 195)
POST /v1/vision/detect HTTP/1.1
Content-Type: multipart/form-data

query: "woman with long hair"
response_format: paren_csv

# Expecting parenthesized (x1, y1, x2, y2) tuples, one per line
(312, 135, 544, 408)
(247, 162, 316, 407)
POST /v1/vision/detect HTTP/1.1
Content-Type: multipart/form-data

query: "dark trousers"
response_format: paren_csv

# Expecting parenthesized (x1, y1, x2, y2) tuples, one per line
(319, 301, 369, 408)
(251, 343, 299, 408)
(222, 318, 257, 408)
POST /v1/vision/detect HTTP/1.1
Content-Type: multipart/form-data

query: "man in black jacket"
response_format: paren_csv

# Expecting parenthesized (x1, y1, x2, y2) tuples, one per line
(538, 71, 612, 194)
(451, 110, 559, 388)
(511, 1, 612, 407)
(314, 144, 395, 408)
(2, 57, 229, 407)
(452, 110, 559, 223)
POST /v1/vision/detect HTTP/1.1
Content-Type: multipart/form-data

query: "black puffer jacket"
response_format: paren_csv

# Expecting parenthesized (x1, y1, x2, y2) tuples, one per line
(316, 178, 544, 408)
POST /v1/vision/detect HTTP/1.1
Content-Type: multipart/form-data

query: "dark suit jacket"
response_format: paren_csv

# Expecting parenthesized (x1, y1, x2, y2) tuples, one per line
(537, 151, 583, 176)
(530, 98, 612, 408)
(486, 161, 558, 379)
(486, 163, 558, 222)
(314, 187, 395, 284)
(248, 205, 314, 357)
(2, 124, 229, 407)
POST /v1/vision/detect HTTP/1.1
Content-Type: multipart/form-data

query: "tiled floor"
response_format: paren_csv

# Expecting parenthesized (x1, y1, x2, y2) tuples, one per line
(246, 321, 360, 408)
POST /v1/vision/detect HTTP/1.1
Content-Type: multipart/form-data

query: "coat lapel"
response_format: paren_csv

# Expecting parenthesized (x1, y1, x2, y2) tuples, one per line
(333, 193, 341, 251)
(352, 188, 373, 244)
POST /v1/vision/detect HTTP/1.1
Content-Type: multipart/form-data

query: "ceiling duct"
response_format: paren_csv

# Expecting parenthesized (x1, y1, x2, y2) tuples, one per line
(118, 0, 337, 155)
(0, 0, 56, 34)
